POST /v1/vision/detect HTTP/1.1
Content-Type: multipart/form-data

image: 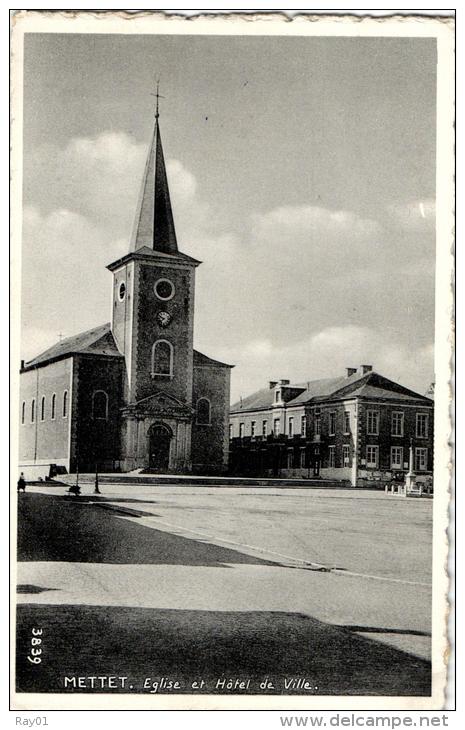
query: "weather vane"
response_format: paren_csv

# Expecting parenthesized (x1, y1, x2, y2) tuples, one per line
(150, 79, 165, 119)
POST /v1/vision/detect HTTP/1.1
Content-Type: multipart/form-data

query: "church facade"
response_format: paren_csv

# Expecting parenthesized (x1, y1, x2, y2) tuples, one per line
(19, 113, 232, 479)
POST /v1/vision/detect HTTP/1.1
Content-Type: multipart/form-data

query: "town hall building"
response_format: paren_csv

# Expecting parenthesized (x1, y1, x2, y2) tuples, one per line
(229, 366, 434, 487)
(19, 108, 233, 479)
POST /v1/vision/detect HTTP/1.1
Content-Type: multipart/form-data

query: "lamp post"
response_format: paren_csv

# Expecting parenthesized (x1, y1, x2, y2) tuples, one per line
(405, 437, 415, 493)
(94, 460, 101, 494)
(68, 443, 81, 496)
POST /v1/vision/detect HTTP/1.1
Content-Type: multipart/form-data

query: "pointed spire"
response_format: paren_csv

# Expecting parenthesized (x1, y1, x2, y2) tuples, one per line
(129, 104, 178, 254)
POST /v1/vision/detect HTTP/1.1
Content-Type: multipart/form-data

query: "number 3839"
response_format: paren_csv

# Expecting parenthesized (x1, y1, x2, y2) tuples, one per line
(27, 628, 43, 664)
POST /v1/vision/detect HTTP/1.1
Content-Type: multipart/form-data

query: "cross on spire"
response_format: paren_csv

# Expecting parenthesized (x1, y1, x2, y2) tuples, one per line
(150, 79, 164, 119)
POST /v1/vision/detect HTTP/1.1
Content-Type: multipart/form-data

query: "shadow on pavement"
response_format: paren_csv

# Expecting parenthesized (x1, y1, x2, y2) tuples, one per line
(17, 493, 276, 567)
(337, 625, 431, 637)
(16, 604, 431, 696)
(17, 585, 58, 594)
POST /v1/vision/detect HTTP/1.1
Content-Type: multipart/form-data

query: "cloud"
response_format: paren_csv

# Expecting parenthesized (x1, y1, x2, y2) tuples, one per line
(216, 325, 434, 404)
(253, 205, 381, 239)
(20, 205, 126, 360)
(20, 131, 435, 403)
(193, 201, 435, 401)
(166, 159, 198, 202)
(24, 132, 146, 240)
(386, 198, 436, 231)
(20, 133, 235, 362)
(25, 131, 214, 243)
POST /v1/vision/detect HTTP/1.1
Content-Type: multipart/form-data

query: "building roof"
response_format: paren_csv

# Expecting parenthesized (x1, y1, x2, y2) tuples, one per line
(230, 370, 432, 413)
(22, 323, 233, 373)
(21, 323, 123, 371)
(107, 116, 201, 272)
(343, 383, 429, 402)
(107, 246, 201, 272)
(130, 118, 178, 255)
(193, 350, 234, 369)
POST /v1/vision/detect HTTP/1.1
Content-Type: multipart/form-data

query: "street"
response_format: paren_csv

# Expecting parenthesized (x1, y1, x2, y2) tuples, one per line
(16, 486, 432, 696)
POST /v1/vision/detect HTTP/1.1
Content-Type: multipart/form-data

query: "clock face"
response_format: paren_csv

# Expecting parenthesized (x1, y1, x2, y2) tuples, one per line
(156, 311, 172, 328)
(154, 278, 175, 301)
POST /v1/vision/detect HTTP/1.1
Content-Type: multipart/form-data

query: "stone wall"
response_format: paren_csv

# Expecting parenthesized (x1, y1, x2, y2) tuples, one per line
(134, 262, 195, 405)
(192, 364, 231, 474)
(73, 355, 124, 472)
(18, 358, 73, 478)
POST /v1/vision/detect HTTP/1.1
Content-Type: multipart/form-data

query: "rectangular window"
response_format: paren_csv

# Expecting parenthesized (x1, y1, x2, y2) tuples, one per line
(344, 411, 351, 434)
(300, 448, 306, 468)
(239, 423, 245, 438)
(229, 424, 233, 439)
(392, 411, 404, 437)
(301, 415, 307, 437)
(262, 420, 267, 437)
(416, 413, 429, 438)
(366, 445, 379, 468)
(287, 449, 294, 469)
(415, 447, 428, 471)
(343, 445, 350, 466)
(328, 446, 336, 467)
(251, 420, 256, 437)
(391, 446, 403, 469)
(314, 416, 321, 435)
(367, 410, 379, 435)
(275, 390, 281, 403)
(273, 418, 280, 436)
(288, 417, 294, 438)
(329, 412, 336, 436)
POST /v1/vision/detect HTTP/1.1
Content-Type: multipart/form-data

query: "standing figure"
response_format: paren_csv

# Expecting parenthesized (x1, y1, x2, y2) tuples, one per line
(17, 473, 26, 492)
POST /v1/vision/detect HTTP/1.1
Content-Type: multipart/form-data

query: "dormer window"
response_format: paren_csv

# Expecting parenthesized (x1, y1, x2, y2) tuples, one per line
(275, 390, 281, 403)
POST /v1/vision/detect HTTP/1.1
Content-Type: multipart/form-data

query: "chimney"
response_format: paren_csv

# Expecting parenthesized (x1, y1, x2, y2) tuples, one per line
(346, 367, 357, 377)
(279, 379, 290, 386)
(269, 381, 278, 389)
(360, 364, 373, 375)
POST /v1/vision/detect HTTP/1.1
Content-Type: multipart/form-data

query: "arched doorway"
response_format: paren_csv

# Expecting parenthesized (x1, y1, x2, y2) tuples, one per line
(148, 423, 172, 472)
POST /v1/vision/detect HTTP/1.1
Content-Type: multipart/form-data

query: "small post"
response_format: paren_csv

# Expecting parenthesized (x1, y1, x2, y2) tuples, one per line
(94, 461, 101, 494)
(405, 438, 415, 494)
(68, 453, 81, 496)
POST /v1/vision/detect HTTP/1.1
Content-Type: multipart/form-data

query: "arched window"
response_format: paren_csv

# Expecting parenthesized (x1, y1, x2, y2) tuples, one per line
(92, 390, 108, 420)
(63, 390, 68, 418)
(51, 393, 56, 420)
(21, 401, 25, 425)
(31, 399, 35, 423)
(152, 340, 173, 377)
(196, 397, 211, 425)
(40, 396, 46, 421)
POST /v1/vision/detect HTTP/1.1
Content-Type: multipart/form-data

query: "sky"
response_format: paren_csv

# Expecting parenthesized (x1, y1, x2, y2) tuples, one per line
(20, 33, 437, 403)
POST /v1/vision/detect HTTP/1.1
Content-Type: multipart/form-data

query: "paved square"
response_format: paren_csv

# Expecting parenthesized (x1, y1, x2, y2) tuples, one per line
(16, 485, 432, 696)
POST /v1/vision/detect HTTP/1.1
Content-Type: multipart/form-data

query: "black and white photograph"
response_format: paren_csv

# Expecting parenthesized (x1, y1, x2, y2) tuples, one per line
(10, 10, 454, 712)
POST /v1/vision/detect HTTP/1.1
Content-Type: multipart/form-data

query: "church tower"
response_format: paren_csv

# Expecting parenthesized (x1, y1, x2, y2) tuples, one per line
(107, 98, 201, 472)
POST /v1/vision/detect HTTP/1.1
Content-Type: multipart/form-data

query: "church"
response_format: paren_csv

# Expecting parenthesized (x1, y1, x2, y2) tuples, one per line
(18, 108, 233, 479)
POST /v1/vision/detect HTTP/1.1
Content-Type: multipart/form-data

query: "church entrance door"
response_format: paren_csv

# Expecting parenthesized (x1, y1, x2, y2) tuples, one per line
(148, 423, 172, 472)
